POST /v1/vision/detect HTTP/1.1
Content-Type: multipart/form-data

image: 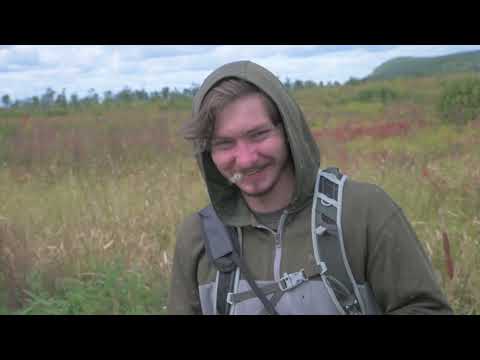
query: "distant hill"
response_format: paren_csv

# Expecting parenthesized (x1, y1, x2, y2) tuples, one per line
(366, 50, 480, 80)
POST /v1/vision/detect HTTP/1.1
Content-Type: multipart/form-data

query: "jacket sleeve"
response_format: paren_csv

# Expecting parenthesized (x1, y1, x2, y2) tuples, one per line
(366, 190, 453, 315)
(167, 214, 204, 315)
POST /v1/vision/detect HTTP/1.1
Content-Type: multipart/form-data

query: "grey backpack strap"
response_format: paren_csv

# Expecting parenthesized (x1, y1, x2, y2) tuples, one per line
(199, 205, 237, 315)
(198, 205, 279, 315)
(311, 167, 366, 315)
(199, 205, 237, 272)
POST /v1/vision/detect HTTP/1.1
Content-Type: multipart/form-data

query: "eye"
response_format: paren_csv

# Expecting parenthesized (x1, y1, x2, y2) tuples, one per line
(211, 139, 234, 151)
(250, 129, 270, 141)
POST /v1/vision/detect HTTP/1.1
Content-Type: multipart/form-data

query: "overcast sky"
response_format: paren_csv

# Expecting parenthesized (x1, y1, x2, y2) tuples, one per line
(1, 45, 480, 102)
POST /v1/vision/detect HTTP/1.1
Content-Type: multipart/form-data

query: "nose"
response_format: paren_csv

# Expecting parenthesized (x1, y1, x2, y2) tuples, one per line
(233, 141, 258, 169)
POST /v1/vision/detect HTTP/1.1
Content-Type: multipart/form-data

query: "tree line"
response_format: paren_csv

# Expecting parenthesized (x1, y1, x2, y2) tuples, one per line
(0, 78, 350, 111)
(0, 86, 195, 110)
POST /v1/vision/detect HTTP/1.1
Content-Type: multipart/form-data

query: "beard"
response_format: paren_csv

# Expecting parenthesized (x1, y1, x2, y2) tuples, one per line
(237, 157, 292, 198)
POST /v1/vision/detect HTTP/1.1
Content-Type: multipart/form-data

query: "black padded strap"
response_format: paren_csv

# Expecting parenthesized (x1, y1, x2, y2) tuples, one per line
(199, 205, 236, 273)
(216, 271, 236, 315)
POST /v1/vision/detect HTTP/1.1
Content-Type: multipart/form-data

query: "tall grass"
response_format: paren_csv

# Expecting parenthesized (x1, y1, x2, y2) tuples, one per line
(321, 119, 480, 314)
(0, 76, 479, 314)
(0, 104, 209, 314)
(0, 154, 208, 314)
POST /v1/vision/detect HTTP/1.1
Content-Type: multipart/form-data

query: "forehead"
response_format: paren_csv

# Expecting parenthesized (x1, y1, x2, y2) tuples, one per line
(213, 94, 272, 137)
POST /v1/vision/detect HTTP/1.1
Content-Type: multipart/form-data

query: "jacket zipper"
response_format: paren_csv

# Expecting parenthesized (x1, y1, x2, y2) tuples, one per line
(255, 210, 289, 282)
(274, 210, 289, 282)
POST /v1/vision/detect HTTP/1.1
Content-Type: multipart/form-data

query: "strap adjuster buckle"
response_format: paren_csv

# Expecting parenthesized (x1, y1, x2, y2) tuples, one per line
(226, 292, 234, 305)
(344, 298, 362, 315)
(278, 270, 307, 291)
(319, 261, 328, 275)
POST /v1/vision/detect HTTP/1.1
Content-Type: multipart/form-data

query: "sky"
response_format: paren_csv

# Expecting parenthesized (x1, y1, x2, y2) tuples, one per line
(1, 45, 480, 102)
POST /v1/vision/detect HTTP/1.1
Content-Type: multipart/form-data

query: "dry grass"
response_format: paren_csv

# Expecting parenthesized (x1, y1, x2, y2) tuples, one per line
(0, 93, 478, 314)
(0, 105, 208, 313)
(321, 119, 480, 314)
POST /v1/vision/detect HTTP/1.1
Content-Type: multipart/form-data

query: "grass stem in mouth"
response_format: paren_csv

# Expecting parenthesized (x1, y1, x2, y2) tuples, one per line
(230, 168, 263, 183)
(229, 173, 243, 183)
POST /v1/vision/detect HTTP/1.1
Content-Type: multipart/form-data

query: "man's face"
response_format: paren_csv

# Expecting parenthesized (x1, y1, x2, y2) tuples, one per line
(210, 94, 294, 200)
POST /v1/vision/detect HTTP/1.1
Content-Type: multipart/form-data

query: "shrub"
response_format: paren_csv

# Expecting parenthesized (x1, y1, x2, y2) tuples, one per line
(438, 77, 480, 125)
(353, 86, 399, 104)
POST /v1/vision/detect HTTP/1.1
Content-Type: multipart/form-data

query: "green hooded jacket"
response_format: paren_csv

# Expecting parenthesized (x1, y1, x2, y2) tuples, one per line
(167, 61, 453, 315)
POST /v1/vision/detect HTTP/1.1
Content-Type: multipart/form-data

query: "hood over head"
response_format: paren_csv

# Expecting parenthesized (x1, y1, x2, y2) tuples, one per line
(192, 61, 320, 226)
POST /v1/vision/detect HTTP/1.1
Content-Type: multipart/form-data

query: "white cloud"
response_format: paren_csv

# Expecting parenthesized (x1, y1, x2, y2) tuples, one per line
(1, 45, 480, 101)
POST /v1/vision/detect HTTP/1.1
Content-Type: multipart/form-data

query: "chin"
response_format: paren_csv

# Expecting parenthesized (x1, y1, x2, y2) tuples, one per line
(238, 181, 275, 198)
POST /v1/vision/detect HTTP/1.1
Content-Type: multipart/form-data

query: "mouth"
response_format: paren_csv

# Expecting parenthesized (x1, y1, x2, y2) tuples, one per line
(229, 165, 268, 184)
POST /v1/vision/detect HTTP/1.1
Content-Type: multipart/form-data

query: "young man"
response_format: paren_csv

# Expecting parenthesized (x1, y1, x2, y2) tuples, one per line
(167, 60, 453, 315)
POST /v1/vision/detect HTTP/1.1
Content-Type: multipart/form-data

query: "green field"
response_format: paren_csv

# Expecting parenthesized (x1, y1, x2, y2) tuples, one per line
(0, 75, 479, 314)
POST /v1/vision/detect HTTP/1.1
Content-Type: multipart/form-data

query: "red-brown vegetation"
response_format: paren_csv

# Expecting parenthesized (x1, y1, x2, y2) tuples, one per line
(313, 119, 427, 143)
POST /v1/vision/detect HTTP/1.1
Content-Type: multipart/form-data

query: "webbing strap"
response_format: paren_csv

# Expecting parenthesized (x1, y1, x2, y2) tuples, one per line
(256, 267, 323, 315)
(228, 282, 279, 304)
(230, 251, 279, 315)
(228, 268, 321, 305)
(258, 289, 284, 315)
(216, 271, 236, 315)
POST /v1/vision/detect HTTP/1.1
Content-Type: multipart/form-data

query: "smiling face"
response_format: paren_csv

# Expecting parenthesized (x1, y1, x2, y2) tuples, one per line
(210, 94, 295, 212)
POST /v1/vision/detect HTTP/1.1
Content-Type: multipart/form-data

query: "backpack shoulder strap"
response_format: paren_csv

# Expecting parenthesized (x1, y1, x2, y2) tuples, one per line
(198, 205, 237, 273)
(312, 167, 367, 315)
(198, 205, 279, 315)
(198, 205, 237, 314)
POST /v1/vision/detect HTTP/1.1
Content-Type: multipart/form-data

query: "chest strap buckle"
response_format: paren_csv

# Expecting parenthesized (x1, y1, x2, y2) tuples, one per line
(278, 270, 307, 291)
